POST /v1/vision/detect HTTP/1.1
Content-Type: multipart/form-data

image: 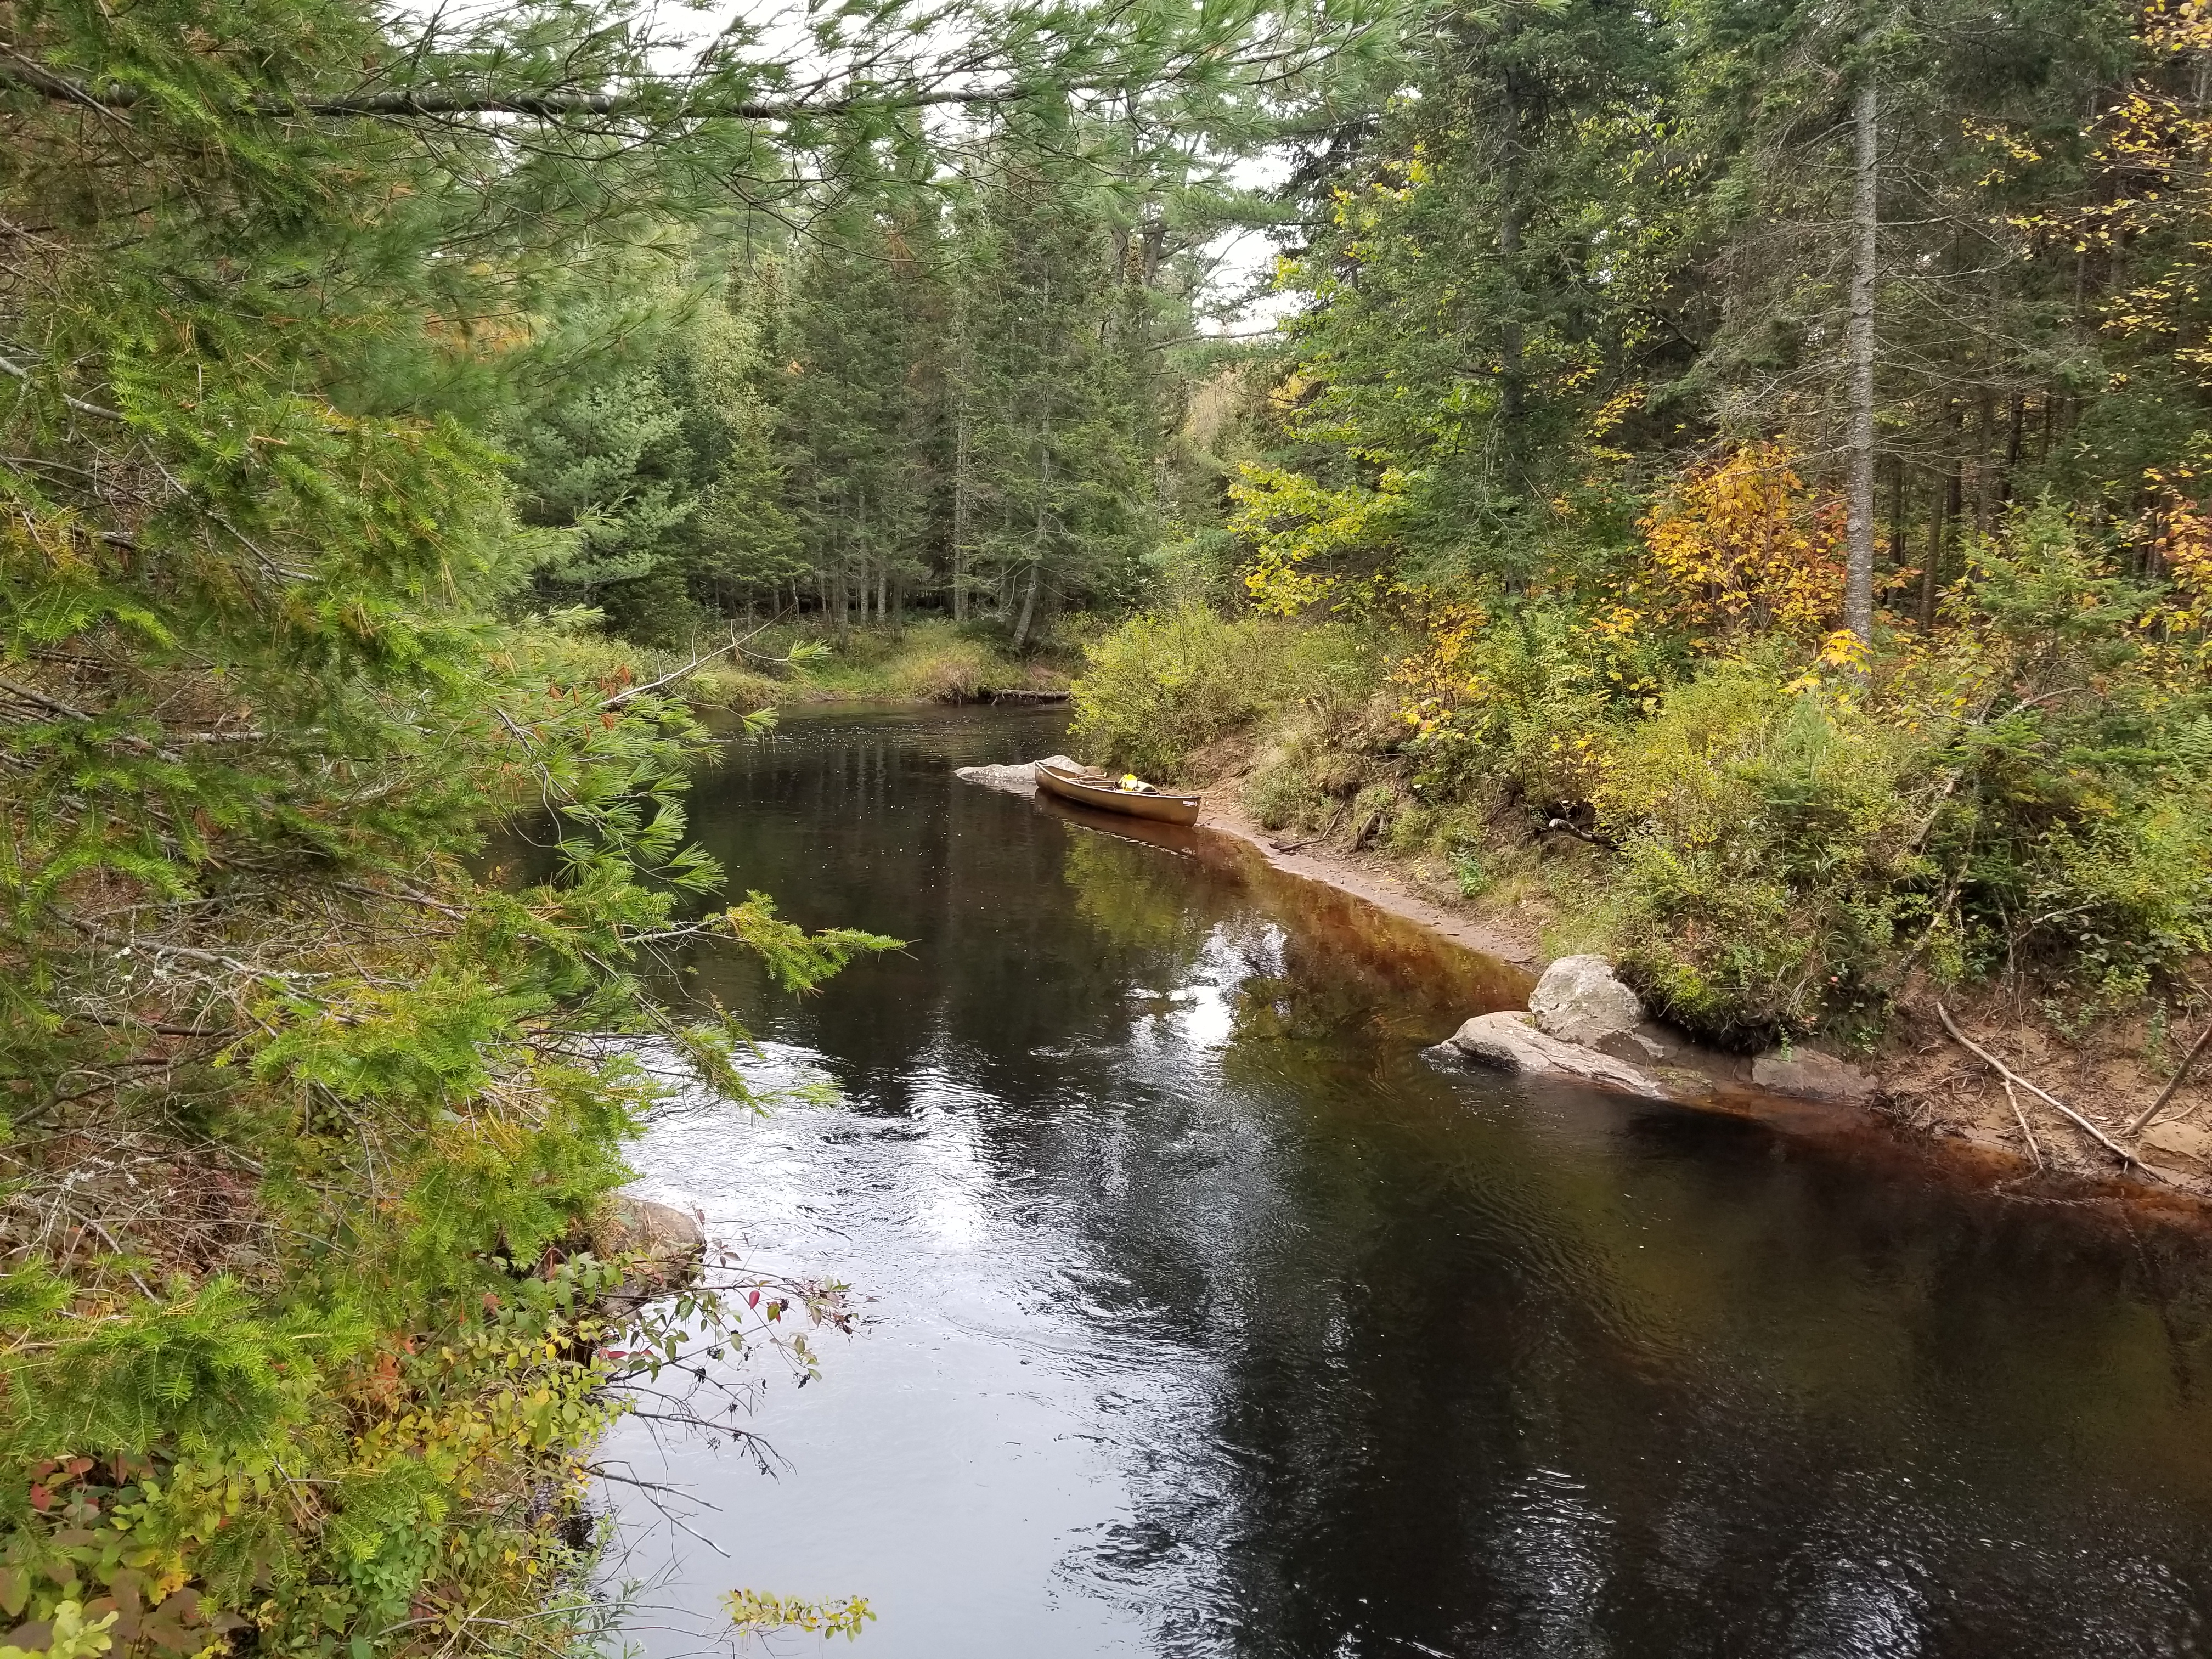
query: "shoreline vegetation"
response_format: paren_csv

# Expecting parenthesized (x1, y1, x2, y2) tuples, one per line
(654, 623, 2212, 1209)
(1059, 604, 2212, 1204)
(527, 613, 1079, 716)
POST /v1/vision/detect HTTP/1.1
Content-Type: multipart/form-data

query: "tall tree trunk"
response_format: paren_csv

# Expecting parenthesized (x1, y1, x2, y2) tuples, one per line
(1012, 561, 1040, 651)
(1013, 439, 1049, 652)
(1921, 446, 1962, 631)
(1497, 67, 1528, 487)
(951, 358, 971, 622)
(1843, 75, 1879, 651)
(1887, 456, 1908, 570)
(2000, 392, 2025, 513)
(1973, 390, 1996, 535)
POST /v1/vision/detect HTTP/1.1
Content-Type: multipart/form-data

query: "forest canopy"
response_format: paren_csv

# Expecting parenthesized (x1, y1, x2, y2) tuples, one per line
(1073, 0, 2212, 1054)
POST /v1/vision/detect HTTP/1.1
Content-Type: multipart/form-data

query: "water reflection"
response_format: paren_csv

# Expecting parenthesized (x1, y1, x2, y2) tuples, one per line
(600, 705, 2212, 1659)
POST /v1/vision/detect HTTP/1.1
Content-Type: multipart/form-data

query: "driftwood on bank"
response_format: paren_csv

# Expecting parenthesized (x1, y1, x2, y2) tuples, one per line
(1936, 1002, 2137, 1167)
(2000, 1075, 2042, 1170)
(2127, 1017, 2212, 1136)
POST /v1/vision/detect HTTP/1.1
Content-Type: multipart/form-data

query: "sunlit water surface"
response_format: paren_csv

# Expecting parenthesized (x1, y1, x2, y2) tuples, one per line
(596, 704, 2212, 1658)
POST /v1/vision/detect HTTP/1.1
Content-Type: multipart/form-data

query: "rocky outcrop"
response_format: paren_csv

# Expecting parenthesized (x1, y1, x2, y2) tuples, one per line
(1750, 1047, 1877, 1105)
(1529, 955, 1645, 1045)
(1432, 1011, 1666, 1097)
(597, 1194, 706, 1314)
(953, 753, 1080, 794)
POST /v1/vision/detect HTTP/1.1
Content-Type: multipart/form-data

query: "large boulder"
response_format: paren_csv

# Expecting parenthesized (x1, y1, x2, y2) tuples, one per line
(1750, 1047, 1876, 1106)
(1529, 955, 1645, 1045)
(597, 1194, 707, 1315)
(953, 753, 1080, 794)
(1435, 1011, 1665, 1098)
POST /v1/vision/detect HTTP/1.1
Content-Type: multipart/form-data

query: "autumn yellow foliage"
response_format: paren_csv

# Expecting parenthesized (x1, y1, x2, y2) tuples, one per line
(1228, 461, 1413, 615)
(1639, 441, 1846, 638)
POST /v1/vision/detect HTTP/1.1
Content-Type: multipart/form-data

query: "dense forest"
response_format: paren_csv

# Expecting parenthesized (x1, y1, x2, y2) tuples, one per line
(500, 126, 1262, 657)
(500, 0, 2212, 1063)
(1088, 0, 2212, 1059)
(9, 0, 2212, 1650)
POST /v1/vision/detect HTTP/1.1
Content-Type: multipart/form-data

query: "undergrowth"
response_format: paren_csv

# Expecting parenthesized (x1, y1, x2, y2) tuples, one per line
(1070, 501, 2212, 1052)
(553, 614, 1085, 709)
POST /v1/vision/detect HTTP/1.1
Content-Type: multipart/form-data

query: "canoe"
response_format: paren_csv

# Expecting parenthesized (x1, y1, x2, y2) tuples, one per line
(1036, 762, 1203, 826)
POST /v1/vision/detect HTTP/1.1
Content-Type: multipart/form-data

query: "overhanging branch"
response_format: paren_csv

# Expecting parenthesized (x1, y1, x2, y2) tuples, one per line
(0, 49, 1032, 125)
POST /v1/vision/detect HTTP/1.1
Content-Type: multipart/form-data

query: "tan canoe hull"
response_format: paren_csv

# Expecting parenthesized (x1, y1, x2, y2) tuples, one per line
(1035, 764, 1203, 826)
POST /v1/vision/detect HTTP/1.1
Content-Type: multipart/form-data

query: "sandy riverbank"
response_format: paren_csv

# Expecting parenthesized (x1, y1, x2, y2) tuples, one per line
(1173, 778, 2212, 1218)
(955, 727, 2212, 1218)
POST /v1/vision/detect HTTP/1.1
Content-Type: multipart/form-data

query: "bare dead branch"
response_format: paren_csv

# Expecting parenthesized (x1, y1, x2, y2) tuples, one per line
(1936, 1002, 2139, 1167)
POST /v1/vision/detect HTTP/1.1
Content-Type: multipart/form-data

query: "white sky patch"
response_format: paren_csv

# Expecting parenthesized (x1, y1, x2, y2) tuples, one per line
(1194, 144, 1304, 337)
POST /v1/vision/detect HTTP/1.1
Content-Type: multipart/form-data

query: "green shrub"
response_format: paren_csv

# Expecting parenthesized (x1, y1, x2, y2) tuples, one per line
(511, 612, 781, 712)
(776, 618, 1060, 703)
(1583, 655, 1931, 1044)
(1070, 606, 1375, 778)
(1402, 601, 1660, 811)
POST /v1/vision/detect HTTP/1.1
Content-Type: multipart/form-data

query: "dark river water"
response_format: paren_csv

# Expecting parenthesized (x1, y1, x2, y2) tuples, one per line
(596, 703, 2212, 1658)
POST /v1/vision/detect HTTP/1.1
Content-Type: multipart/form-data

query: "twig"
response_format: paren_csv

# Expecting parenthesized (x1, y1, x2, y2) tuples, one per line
(330, 878, 469, 920)
(588, 1470, 733, 1557)
(599, 641, 735, 709)
(2001, 1075, 2042, 1170)
(1936, 1002, 2138, 1167)
(2128, 1015, 2212, 1136)
(0, 352, 126, 422)
(80, 1217, 156, 1300)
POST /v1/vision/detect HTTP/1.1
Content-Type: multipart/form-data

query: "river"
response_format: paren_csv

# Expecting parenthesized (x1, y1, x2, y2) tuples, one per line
(596, 703, 2212, 1657)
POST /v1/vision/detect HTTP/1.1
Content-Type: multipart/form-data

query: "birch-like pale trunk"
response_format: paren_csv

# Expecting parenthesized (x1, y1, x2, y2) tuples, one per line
(1843, 75, 1878, 651)
(951, 368, 971, 621)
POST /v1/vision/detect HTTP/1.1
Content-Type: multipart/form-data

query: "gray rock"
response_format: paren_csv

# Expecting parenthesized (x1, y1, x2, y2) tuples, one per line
(600, 1194, 707, 1312)
(1529, 954, 1645, 1045)
(953, 753, 1080, 794)
(1750, 1047, 1876, 1105)
(611, 1194, 704, 1256)
(1435, 1010, 1665, 1097)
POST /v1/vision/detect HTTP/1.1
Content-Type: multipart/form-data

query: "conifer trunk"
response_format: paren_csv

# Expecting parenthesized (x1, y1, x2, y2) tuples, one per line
(1497, 66, 1528, 484)
(1012, 561, 1039, 650)
(1014, 435, 1048, 651)
(1843, 75, 1878, 650)
(951, 356, 971, 622)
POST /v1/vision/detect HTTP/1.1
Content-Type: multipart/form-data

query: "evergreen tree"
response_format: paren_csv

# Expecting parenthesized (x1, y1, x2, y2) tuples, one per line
(951, 117, 1170, 644)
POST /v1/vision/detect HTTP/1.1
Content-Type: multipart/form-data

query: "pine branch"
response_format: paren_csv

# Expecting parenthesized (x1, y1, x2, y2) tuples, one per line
(0, 49, 1036, 125)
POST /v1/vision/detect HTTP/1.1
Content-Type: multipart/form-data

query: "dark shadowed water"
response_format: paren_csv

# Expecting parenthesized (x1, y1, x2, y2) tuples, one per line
(597, 703, 2212, 1658)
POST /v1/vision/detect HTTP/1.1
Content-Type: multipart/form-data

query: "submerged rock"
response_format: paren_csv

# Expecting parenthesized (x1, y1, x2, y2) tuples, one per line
(1529, 954, 1645, 1045)
(1432, 1010, 1665, 1098)
(953, 753, 1080, 794)
(1750, 1047, 1877, 1106)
